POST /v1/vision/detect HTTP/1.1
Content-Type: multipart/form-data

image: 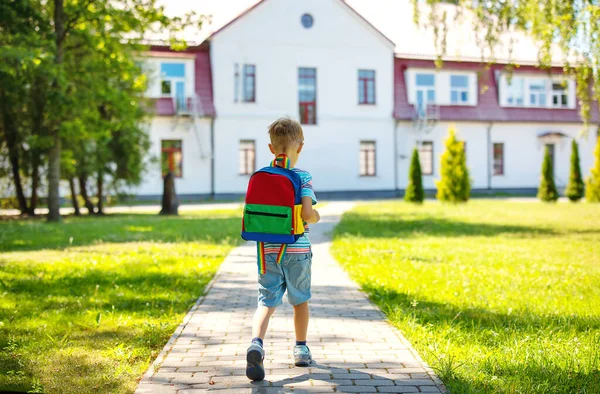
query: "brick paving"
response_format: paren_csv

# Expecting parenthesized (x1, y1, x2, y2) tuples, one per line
(135, 202, 447, 394)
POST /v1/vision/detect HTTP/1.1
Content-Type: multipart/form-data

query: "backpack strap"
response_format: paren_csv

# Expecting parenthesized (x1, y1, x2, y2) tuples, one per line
(271, 154, 291, 169)
(257, 242, 288, 275)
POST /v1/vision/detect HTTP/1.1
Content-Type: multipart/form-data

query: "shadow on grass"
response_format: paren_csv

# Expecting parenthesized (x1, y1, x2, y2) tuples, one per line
(334, 212, 566, 239)
(360, 284, 600, 393)
(0, 214, 240, 253)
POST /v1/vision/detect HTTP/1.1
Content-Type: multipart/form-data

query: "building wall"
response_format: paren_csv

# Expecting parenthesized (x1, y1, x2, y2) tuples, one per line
(215, 117, 395, 194)
(131, 117, 212, 197)
(397, 121, 597, 190)
(209, 0, 396, 194)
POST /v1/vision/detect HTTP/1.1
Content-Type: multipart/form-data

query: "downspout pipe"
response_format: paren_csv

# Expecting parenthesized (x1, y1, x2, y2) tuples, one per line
(394, 120, 399, 196)
(210, 116, 215, 199)
(487, 122, 493, 190)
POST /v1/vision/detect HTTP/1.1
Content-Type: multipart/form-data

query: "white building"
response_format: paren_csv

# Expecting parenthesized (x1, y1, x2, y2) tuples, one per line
(135, 0, 599, 200)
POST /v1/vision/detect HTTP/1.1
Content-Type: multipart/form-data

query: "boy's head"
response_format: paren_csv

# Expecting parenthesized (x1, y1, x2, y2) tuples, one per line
(268, 117, 304, 166)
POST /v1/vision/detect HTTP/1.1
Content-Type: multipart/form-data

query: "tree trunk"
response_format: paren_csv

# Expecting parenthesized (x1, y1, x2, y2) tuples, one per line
(96, 170, 104, 215)
(78, 174, 95, 214)
(0, 91, 28, 214)
(68, 177, 80, 215)
(160, 172, 179, 215)
(27, 153, 41, 216)
(47, 0, 65, 222)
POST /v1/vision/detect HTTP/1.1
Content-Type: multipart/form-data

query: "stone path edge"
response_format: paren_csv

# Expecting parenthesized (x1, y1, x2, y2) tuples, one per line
(137, 248, 235, 384)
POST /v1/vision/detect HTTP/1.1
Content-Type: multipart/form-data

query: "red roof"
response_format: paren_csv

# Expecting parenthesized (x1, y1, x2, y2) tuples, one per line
(393, 58, 598, 123)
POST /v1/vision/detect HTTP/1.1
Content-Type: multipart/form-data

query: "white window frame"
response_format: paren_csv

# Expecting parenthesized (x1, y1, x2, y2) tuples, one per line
(551, 81, 569, 108)
(450, 75, 469, 105)
(359, 141, 376, 177)
(415, 73, 436, 114)
(528, 79, 548, 107)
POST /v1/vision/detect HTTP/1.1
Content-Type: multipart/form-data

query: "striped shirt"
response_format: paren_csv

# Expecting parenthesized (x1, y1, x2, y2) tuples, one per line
(264, 168, 317, 254)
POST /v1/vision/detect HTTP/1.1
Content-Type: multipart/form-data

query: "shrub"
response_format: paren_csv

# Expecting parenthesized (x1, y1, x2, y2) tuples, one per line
(436, 127, 470, 203)
(585, 136, 600, 202)
(537, 145, 559, 202)
(404, 147, 424, 203)
(565, 139, 584, 202)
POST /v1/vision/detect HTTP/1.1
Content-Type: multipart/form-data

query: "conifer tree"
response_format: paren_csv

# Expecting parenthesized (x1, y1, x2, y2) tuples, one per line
(565, 140, 584, 202)
(537, 145, 559, 202)
(436, 127, 471, 202)
(585, 137, 600, 203)
(404, 147, 424, 203)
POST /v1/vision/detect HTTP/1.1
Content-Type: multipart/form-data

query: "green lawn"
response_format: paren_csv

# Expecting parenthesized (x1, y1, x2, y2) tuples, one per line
(332, 201, 600, 394)
(0, 210, 241, 394)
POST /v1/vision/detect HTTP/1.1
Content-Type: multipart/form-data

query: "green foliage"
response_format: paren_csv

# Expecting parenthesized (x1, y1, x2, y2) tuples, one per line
(405, 147, 425, 203)
(436, 127, 471, 203)
(413, 0, 600, 128)
(0, 209, 240, 393)
(565, 140, 584, 202)
(333, 201, 600, 394)
(537, 145, 559, 202)
(586, 137, 600, 203)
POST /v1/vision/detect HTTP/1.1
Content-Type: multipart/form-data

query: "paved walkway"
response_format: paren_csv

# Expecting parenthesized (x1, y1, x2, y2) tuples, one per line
(135, 202, 447, 394)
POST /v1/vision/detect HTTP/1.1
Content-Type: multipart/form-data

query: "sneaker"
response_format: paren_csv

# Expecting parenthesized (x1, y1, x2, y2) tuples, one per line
(293, 344, 312, 367)
(245, 342, 265, 381)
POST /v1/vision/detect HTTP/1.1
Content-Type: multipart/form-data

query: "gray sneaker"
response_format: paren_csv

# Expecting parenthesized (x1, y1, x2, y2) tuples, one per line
(293, 345, 312, 366)
(246, 342, 265, 381)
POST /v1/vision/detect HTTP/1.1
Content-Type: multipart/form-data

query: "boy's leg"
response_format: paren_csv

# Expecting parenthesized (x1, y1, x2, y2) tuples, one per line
(292, 302, 309, 341)
(252, 305, 277, 339)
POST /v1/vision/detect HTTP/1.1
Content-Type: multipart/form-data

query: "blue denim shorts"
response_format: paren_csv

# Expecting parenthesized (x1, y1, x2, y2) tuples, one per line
(257, 251, 312, 307)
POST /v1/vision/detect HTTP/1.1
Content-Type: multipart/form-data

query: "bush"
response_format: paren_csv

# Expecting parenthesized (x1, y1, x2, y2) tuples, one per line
(565, 139, 584, 202)
(537, 145, 559, 202)
(436, 127, 470, 203)
(585, 136, 600, 202)
(404, 147, 424, 203)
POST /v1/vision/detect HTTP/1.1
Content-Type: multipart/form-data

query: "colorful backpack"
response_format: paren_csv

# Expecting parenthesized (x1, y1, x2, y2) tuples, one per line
(242, 154, 305, 274)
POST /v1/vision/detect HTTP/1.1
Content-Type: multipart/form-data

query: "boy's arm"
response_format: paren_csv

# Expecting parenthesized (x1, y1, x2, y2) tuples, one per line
(301, 196, 320, 224)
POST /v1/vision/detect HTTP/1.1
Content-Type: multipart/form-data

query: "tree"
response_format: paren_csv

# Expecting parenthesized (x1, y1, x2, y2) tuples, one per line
(537, 146, 559, 202)
(160, 172, 179, 215)
(585, 137, 600, 203)
(413, 1, 600, 127)
(436, 127, 471, 202)
(565, 139, 584, 202)
(404, 147, 425, 203)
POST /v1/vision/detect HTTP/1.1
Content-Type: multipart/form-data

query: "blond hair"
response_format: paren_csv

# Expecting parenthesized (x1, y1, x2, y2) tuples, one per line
(268, 117, 304, 151)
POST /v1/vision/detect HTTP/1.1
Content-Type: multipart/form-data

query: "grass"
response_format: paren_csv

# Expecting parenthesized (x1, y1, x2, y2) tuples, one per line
(0, 210, 241, 394)
(332, 200, 600, 394)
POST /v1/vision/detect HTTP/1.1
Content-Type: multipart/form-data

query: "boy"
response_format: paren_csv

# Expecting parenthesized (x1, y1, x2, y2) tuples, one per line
(246, 117, 320, 382)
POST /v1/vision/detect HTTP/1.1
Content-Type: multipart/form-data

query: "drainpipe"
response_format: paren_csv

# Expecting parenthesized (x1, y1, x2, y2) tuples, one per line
(486, 122, 493, 190)
(210, 116, 215, 199)
(394, 120, 399, 196)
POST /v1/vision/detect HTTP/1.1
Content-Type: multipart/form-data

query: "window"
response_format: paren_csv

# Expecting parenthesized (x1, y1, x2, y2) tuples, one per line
(239, 140, 255, 175)
(450, 75, 469, 104)
(160, 63, 186, 111)
(552, 82, 568, 108)
(493, 143, 504, 176)
(242, 64, 256, 103)
(359, 141, 376, 176)
(415, 73, 435, 115)
(505, 76, 525, 106)
(529, 80, 547, 107)
(234, 64, 240, 102)
(161, 140, 183, 178)
(418, 141, 433, 175)
(301, 13, 314, 28)
(298, 68, 317, 124)
(358, 70, 376, 105)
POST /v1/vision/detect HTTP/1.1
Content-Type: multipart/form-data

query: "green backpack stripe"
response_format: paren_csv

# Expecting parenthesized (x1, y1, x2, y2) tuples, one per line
(244, 204, 292, 234)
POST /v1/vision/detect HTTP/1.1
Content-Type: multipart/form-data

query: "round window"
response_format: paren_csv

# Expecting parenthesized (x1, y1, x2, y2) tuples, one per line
(301, 13, 314, 29)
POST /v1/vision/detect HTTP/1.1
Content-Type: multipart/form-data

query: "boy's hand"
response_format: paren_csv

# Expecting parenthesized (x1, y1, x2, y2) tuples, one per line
(301, 196, 320, 224)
